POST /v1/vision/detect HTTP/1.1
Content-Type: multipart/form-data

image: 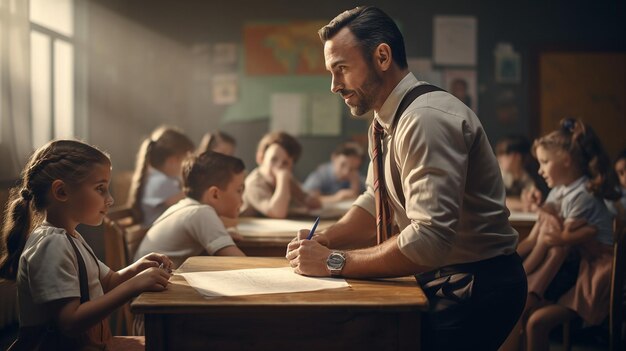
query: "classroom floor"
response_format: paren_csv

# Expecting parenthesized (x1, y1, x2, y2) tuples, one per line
(0, 322, 612, 351)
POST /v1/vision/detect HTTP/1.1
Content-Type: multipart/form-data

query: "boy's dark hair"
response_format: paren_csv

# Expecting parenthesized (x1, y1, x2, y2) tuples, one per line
(182, 151, 245, 201)
(332, 141, 364, 159)
(256, 131, 302, 163)
(318, 6, 408, 70)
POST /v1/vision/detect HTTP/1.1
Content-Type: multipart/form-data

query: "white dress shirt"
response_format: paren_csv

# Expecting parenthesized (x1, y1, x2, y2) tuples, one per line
(354, 73, 518, 267)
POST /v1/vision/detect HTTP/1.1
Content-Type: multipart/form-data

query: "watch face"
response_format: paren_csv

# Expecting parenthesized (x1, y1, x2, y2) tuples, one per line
(328, 253, 345, 269)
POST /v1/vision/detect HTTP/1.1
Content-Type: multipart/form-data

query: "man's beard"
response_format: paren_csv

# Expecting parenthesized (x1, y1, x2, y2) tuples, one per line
(344, 68, 383, 117)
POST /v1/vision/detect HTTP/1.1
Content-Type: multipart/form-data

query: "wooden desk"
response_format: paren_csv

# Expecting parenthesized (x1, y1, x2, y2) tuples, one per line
(509, 211, 538, 241)
(235, 218, 334, 257)
(132, 257, 428, 351)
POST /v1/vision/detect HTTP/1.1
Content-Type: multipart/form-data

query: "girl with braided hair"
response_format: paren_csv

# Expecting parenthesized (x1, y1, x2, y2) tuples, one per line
(127, 126, 195, 225)
(0, 140, 173, 350)
(502, 118, 620, 351)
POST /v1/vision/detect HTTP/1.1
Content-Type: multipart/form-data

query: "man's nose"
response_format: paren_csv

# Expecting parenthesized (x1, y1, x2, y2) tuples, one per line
(331, 75, 343, 93)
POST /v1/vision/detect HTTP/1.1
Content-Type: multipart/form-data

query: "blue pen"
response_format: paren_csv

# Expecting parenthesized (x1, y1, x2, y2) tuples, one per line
(306, 217, 321, 240)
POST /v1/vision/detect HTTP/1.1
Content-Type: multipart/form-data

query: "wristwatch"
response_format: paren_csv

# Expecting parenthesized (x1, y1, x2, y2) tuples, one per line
(326, 251, 346, 276)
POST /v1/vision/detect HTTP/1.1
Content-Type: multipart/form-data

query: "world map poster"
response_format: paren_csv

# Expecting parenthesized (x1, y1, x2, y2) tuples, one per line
(244, 21, 328, 75)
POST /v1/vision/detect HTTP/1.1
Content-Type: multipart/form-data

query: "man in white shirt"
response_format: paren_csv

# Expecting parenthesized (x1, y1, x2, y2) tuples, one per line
(286, 6, 527, 350)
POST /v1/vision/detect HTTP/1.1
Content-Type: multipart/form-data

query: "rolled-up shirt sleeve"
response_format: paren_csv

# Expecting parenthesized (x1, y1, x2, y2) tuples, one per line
(395, 107, 472, 267)
(353, 160, 376, 216)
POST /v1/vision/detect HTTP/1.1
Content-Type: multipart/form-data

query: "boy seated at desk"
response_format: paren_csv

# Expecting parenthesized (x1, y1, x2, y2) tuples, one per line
(303, 141, 365, 204)
(134, 151, 246, 268)
(240, 131, 321, 218)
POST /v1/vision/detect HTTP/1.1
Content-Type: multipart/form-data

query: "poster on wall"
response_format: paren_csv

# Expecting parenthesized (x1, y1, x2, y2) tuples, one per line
(433, 16, 477, 66)
(213, 74, 239, 105)
(244, 21, 328, 75)
(494, 43, 521, 83)
(270, 92, 341, 136)
(443, 69, 478, 113)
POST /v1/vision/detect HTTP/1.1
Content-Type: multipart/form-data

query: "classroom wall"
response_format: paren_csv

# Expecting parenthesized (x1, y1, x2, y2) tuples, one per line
(86, 0, 626, 187)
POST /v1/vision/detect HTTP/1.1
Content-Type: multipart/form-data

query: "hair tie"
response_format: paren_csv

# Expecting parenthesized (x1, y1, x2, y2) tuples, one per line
(20, 188, 33, 201)
(561, 118, 576, 133)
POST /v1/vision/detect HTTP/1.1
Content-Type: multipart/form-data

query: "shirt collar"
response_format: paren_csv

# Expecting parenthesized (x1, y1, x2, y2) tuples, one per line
(559, 176, 588, 199)
(374, 72, 419, 132)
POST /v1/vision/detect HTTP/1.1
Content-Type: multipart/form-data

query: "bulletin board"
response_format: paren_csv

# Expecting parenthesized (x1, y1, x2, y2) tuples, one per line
(539, 52, 626, 158)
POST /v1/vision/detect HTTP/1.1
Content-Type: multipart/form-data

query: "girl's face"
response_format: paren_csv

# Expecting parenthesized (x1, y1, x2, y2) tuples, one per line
(615, 158, 626, 188)
(536, 146, 571, 188)
(67, 163, 114, 226)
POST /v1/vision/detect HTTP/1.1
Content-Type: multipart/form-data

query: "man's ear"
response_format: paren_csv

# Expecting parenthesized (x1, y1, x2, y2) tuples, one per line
(374, 43, 392, 72)
(50, 179, 69, 202)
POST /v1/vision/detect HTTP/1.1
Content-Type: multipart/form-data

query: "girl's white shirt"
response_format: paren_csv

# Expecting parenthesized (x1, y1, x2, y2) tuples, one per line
(16, 223, 110, 327)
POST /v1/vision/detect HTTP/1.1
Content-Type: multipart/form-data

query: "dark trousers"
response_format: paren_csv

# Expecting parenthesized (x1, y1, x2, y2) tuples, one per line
(416, 253, 527, 351)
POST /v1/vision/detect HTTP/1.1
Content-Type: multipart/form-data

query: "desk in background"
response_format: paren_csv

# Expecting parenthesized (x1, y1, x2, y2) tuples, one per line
(132, 257, 428, 351)
(235, 217, 334, 256)
(509, 211, 538, 241)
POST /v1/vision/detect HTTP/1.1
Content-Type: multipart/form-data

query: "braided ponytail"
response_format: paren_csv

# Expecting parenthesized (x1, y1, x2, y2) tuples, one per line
(0, 140, 110, 280)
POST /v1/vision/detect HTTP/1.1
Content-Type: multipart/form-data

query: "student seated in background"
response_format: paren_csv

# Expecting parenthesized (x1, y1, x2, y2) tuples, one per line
(240, 131, 321, 218)
(197, 130, 236, 156)
(502, 118, 619, 351)
(134, 151, 246, 268)
(303, 141, 365, 204)
(127, 126, 195, 226)
(495, 134, 549, 212)
(606, 147, 626, 219)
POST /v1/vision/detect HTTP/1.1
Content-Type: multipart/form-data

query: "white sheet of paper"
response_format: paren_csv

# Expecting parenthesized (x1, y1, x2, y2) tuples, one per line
(180, 267, 350, 297)
(310, 93, 341, 136)
(308, 200, 354, 219)
(509, 211, 538, 222)
(236, 218, 323, 237)
(433, 16, 477, 66)
(270, 93, 306, 135)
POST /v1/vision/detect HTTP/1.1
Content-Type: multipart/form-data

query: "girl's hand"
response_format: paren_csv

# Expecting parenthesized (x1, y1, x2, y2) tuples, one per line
(543, 230, 566, 246)
(538, 206, 563, 232)
(128, 267, 171, 295)
(133, 253, 173, 274)
(521, 186, 542, 212)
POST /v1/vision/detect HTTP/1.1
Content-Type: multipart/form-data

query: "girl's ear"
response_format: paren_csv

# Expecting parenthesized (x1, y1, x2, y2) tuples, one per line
(50, 179, 69, 202)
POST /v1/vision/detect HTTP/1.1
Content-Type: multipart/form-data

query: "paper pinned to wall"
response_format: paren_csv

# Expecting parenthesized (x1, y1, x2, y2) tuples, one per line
(310, 93, 341, 135)
(180, 267, 350, 297)
(433, 16, 477, 66)
(213, 73, 239, 105)
(270, 92, 341, 136)
(270, 93, 306, 135)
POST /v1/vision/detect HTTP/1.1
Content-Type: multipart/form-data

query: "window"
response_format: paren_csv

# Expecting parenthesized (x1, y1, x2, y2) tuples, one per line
(29, 0, 75, 148)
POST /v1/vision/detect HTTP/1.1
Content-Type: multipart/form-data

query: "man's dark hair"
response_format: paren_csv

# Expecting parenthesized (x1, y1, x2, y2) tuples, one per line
(182, 151, 245, 201)
(318, 6, 407, 69)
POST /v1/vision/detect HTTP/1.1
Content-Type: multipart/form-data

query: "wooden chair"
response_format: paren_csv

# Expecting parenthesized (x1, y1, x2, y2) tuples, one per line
(103, 206, 149, 336)
(563, 218, 626, 351)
